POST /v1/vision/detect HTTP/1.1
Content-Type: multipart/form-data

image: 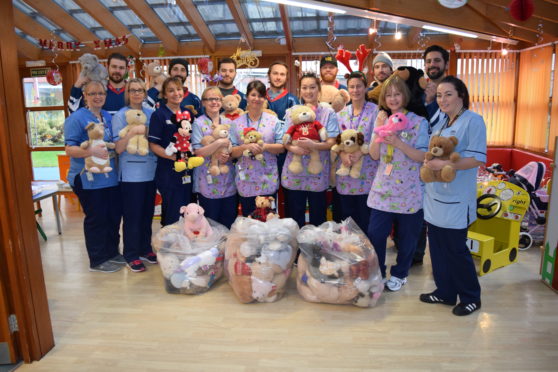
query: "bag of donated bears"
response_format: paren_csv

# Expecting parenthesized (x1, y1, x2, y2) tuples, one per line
(152, 203, 229, 295)
(224, 217, 299, 303)
(296, 218, 384, 307)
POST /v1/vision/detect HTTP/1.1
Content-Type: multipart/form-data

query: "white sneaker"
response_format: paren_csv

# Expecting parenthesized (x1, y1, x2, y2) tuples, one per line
(386, 276, 407, 291)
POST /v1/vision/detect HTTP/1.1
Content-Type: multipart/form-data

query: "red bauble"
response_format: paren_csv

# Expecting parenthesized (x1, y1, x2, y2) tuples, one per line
(46, 69, 62, 86)
(509, 0, 534, 22)
(197, 58, 213, 75)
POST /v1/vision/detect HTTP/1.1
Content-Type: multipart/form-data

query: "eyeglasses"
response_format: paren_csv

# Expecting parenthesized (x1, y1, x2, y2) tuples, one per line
(129, 89, 145, 94)
(86, 92, 106, 97)
(202, 97, 222, 102)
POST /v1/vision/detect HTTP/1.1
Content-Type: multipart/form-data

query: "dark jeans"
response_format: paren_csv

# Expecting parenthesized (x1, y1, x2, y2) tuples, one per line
(121, 181, 156, 262)
(198, 193, 239, 229)
(338, 193, 370, 233)
(287, 189, 327, 228)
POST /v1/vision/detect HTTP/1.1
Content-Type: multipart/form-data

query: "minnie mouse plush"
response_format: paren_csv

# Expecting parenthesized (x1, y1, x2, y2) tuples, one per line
(165, 110, 204, 172)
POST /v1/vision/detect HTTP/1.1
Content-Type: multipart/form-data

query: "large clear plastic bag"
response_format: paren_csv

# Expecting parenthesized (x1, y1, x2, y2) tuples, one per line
(224, 217, 299, 303)
(152, 217, 229, 295)
(296, 218, 384, 307)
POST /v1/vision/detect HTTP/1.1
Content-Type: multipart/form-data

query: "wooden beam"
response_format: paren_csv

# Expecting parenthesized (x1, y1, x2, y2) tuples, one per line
(72, 0, 141, 55)
(484, 0, 558, 25)
(16, 37, 40, 60)
(176, 0, 216, 53)
(225, 0, 254, 48)
(123, 0, 178, 54)
(278, 4, 292, 52)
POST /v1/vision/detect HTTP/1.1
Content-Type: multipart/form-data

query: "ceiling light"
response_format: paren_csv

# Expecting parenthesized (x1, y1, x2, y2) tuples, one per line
(262, 0, 346, 14)
(368, 27, 377, 35)
(395, 24, 402, 40)
(423, 25, 478, 39)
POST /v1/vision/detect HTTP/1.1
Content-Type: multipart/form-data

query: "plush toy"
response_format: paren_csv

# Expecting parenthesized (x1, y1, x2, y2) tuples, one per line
(143, 60, 168, 89)
(366, 83, 384, 104)
(241, 127, 264, 161)
(395, 66, 428, 118)
(420, 136, 460, 183)
(118, 109, 148, 155)
(319, 85, 350, 113)
(331, 129, 368, 179)
(180, 203, 213, 239)
(248, 196, 277, 222)
(78, 53, 108, 85)
(283, 105, 327, 175)
(200, 123, 233, 176)
(80, 122, 115, 173)
(373, 112, 409, 143)
(165, 111, 204, 172)
(222, 94, 244, 121)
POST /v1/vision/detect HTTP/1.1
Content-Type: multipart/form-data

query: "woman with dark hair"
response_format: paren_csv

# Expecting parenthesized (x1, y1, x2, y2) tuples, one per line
(230, 80, 284, 216)
(420, 75, 486, 316)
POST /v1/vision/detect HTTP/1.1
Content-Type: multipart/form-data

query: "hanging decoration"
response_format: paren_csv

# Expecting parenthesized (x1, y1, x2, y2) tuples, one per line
(157, 44, 166, 57)
(373, 30, 382, 53)
(230, 47, 259, 68)
(417, 32, 430, 51)
(325, 12, 337, 52)
(46, 69, 62, 86)
(509, 0, 535, 22)
(438, 0, 468, 8)
(197, 57, 222, 84)
(37, 34, 130, 52)
(535, 20, 544, 45)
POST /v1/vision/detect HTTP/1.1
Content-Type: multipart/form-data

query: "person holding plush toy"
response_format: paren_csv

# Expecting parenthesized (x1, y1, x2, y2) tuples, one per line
(111, 78, 158, 272)
(334, 71, 379, 233)
(191, 86, 238, 228)
(281, 72, 339, 228)
(420, 76, 486, 316)
(64, 81, 123, 273)
(367, 75, 429, 291)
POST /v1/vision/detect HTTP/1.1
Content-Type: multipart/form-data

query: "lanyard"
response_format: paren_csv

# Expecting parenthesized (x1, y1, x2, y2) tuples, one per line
(245, 112, 263, 131)
(348, 102, 367, 131)
(439, 108, 465, 134)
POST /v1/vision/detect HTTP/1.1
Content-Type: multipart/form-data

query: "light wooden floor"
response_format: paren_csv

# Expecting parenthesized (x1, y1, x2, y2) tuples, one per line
(20, 197, 558, 371)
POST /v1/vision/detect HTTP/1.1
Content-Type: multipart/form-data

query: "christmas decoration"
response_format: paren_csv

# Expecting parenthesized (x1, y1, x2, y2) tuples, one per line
(509, 0, 535, 22)
(37, 34, 129, 52)
(197, 57, 213, 75)
(46, 69, 62, 86)
(230, 47, 259, 68)
(438, 0, 468, 8)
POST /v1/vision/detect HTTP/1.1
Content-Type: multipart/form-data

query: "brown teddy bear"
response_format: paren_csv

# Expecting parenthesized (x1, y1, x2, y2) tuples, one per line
(118, 109, 148, 156)
(248, 196, 277, 222)
(143, 60, 168, 89)
(241, 127, 264, 161)
(319, 85, 350, 113)
(201, 123, 232, 176)
(283, 105, 327, 175)
(80, 122, 115, 173)
(331, 129, 368, 179)
(222, 94, 244, 121)
(420, 135, 460, 183)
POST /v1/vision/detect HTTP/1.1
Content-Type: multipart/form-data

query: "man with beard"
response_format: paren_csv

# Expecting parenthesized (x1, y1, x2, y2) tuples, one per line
(146, 58, 201, 116)
(370, 52, 393, 88)
(217, 57, 246, 110)
(423, 45, 449, 130)
(68, 53, 128, 115)
(319, 56, 347, 90)
(266, 60, 299, 121)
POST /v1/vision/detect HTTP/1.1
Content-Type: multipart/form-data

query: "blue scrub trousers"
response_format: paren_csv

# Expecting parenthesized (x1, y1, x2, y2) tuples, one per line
(157, 181, 193, 226)
(287, 190, 327, 228)
(338, 193, 370, 233)
(198, 193, 238, 229)
(121, 181, 156, 262)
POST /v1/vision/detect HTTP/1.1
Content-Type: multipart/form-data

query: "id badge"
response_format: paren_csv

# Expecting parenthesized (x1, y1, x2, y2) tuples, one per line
(206, 174, 213, 184)
(384, 163, 393, 176)
(182, 175, 191, 184)
(239, 171, 247, 181)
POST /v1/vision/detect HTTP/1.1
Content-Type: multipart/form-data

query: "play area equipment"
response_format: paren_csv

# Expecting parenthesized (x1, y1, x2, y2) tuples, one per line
(467, 180, 530, 276)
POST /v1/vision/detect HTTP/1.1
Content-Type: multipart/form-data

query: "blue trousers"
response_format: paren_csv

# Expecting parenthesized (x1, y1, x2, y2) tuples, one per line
(198, 193, 238, 229)
(287, 190, 327, 228)
(72, 176, 122, 268)
(239, 194, 275, 217)
(427, 223, 481, 304)
(367, 208, 424, 278)
(157, 181, 193, 226)
(121, 181, 156, 262)
(338, 193, 370, 233)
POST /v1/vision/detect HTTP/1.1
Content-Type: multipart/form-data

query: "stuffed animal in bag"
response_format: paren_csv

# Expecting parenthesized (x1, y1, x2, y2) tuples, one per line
(222, 94, 244, 121)
(420, 136, 460, 183)
(118, 109, 148, 155)
(373, 112, 409, 143)
(283, 105, 327, 175)
(78, 53, 108, 85)
(319, 85, 350, 113)
(143, 60, 168, 89)
(200, 123, 233, 176)
(241, 127, 264, 161)
(331, 129, 368, 179)
(180, 203, 213, 240)
(80, 122, 115, 173)
(165, 110, 204, 172)
(249, 196, 277, 222)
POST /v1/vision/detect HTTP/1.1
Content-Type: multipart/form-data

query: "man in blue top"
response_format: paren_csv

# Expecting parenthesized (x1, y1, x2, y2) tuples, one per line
(68, 52, 128, 116)
(217, 57, 246, 110)
(146, 58, 202, 116)
(320, 55, 347, 90)
(266, 60, 299, 121)
(424, 45, 450, 131)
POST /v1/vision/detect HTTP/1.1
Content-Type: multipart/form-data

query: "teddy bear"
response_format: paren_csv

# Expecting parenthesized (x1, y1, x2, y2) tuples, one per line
(180, 203, 213, 240)
(395, 66, 428, 118)
(200, 123, 233, 176)
(78, 53, 108, 85)
(331, 129, 369, 179)
(248, 196, 277, 222)
(165, 110, 204, 172)
(143, 60, 168, 89)
(283, 105, 327, 175)
(80, 122, 115, 173)
(420, 136, 460, 183)
(373, 112, 409, 143)
(319, 85, 350, 113)
(241, 127, 264, 161)
(118, 109, 148, 156)
(222, 94, 244, 121)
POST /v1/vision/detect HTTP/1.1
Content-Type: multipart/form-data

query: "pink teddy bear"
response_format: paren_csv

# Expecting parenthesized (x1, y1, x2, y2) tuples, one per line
(373, 112, 409, 143)
(180, 203, 213, 240)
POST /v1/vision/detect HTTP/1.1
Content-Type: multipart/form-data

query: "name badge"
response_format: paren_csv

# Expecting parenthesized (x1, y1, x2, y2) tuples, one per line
(384, 163, 393, 176)
(206, 174, 213, 184)
(182, 175, 191, 184)
(239, 171, 247, 181)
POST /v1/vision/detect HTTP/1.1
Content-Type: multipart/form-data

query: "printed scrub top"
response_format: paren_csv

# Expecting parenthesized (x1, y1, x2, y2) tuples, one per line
(424, 110, 487, 229)
(281, 105, 340, 192)
(335, 101, 379, 195)
(231, 112, 283, 197)
(191, 115, 237, 199)
(367, 111, 429, 214)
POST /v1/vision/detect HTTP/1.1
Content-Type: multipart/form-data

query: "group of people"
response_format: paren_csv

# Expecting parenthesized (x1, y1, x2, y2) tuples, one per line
(64, 45, 486, 316)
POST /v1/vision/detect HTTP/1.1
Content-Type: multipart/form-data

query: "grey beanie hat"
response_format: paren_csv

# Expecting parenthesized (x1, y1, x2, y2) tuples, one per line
(372, 52, 393, 69)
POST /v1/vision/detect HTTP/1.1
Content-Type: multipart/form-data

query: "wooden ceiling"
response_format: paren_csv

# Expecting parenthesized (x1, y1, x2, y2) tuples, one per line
(11, 0, 558, 65)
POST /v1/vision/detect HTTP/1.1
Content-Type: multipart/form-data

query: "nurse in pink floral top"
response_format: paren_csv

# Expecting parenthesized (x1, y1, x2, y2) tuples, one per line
(335, 71, 379, 232)
(230, 80, 284, 216)
(281, 72, 339, 228)
(367, 75, 429, 292)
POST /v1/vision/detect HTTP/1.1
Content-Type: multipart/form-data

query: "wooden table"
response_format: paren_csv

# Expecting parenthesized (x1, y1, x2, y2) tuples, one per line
(32, 182, 62, 235)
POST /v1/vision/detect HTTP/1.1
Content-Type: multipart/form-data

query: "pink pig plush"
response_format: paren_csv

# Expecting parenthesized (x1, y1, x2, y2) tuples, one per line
(180, 203, 213, 239)
(373, 112, 409, 143)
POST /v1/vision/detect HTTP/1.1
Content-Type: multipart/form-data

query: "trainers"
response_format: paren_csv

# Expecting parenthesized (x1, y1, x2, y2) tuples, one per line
(109, 254, 126, 265)
(140, 252, 158, 264)
(89, 261, 122, 273)
(419, 292, 456, 306)
(385, 276, 407, 291)
(452, 301, 481, 316)
(127, 260, 146, 273)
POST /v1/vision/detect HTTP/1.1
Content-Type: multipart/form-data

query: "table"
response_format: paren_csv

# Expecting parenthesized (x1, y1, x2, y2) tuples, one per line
(32, 182, 62, 235)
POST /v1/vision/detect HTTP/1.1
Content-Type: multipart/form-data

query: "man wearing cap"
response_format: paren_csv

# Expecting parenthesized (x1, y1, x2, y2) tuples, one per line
(146, 58, 202, 116)
(319, 56, 347, 90)
(217, 57, 246, 110)
(370, 52, 394, 89)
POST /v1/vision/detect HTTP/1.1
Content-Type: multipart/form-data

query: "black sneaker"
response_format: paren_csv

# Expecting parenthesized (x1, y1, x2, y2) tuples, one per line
(452, 301, 481, 316)
(109, 254, 126, 265)
(127, 260, 146, 273)
(419, 292, 456, 306)
(140, 252, 158, 264)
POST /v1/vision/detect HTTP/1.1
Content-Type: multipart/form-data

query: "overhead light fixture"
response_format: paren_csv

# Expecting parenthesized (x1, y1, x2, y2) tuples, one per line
(423, 25, 478, 39)
(369, 19, 377, 35)
(262, 0, 346, 14)
(394, 24, 402, 40)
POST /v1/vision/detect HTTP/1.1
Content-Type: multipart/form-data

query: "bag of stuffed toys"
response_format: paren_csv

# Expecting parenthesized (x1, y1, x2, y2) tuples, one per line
(152, 203, 229, 295)
(224, 217, 299, 303)
(296, 218, 384, 307)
